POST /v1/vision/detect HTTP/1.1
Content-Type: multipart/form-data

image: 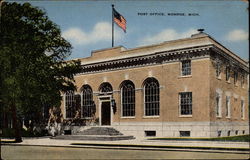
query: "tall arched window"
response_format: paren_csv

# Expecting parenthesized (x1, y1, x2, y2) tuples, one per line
(99, 82, 113, 93)
(81, 85, 94, 118)
(121, 80, 135, 117)
(65, 90, 75, 118)
(144, 78, 160, 116)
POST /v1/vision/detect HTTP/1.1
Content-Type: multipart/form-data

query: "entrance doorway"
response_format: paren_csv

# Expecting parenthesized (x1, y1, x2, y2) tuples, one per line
(101, 101, 111, 125)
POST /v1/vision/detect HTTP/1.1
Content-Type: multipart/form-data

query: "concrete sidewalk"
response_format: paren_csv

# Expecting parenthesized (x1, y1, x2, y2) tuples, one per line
(2, 137, 249, 153)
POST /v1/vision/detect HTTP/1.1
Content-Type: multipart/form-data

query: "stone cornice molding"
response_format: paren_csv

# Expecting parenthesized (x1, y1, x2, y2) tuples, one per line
(210, 46, 248, 72)
(77, 44, 248, 75)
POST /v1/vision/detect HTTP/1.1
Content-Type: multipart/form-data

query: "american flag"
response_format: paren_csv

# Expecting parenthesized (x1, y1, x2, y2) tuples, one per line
(113, 8, 126, 33)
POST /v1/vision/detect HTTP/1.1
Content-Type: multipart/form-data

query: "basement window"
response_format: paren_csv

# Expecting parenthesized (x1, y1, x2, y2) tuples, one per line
(217, 131, 221, 137)
(145, 130, 156, 137)
(235, 130, 238, 135)
(179, 131, 190, 137)
(64, 130, 72, 135)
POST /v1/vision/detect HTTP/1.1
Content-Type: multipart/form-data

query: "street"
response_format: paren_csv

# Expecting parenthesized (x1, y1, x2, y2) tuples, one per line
(1, 145, 249, 159)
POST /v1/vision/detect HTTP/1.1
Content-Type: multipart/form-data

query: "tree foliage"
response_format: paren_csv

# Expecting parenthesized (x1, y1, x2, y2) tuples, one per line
(0, 2, 81, 139)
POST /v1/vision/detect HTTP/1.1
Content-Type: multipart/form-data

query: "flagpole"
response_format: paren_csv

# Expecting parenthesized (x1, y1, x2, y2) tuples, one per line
(112, 4, 114, 47)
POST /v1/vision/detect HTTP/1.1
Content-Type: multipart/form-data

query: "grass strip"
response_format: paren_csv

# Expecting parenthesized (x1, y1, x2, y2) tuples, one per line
(70, 143, 249, 151)
(147, 135, 250, 142)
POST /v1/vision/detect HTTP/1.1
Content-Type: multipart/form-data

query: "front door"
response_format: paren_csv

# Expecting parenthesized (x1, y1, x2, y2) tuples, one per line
(101, 101, 111, 125)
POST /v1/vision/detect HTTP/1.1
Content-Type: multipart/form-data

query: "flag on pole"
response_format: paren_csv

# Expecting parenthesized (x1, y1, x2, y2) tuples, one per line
(113, 8, 126, 33)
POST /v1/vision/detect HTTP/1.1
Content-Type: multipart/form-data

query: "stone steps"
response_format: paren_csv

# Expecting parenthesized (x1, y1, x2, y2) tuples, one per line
(76, 127, 123, 136)
(54, 126, 135, 141)
(52, 135, 135, 141)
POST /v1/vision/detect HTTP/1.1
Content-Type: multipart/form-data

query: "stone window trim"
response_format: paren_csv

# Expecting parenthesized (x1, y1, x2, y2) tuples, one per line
(225, 96, 231, 118)
(180, 60, 192, 76)
(215, 90, 222, 118)
(179, 92, 193, 116)
(143, 77, 160, 117)
(179, 115, 193, 118)
(120, 116, 135, 119)
(178, 75, 192, 79)
(142, 115, 160, 119)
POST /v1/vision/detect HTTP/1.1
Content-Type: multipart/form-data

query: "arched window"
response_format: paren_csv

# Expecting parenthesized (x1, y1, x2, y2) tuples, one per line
(144, 78, 160, 116)
(99, 82, 113, 93)
(65, 90, 75, 118)
(81, 85, 94, 118)
(121, 80, 135, 117)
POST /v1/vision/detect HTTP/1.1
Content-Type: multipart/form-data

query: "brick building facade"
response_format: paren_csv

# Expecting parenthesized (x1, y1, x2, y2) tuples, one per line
(61, 31, 249, 138)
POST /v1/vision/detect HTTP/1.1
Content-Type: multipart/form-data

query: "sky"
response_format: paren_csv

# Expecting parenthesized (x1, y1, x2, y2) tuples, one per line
(14, 0, 249, 60)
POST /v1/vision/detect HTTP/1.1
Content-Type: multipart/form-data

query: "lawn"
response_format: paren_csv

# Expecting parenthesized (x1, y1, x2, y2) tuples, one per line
(148, 134, 250, 142)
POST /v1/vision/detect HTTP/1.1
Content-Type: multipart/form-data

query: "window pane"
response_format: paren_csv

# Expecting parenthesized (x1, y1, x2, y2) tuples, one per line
(65, 90, 75, 118)
(144, 78, 160, 116)
(82, 85, 94, 118)
(182, 60, 191, 76)
(216, 63, 221, 77)
(122, 81, 135, 117)
(100, 83, 113, 93)
(241, 100, 244, 119)
(180, 92, 192, 115)
(226, 67, 230, 81)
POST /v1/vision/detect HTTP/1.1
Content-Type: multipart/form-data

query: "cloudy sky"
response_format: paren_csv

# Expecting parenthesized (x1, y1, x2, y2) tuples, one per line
(26, 0, 248, 60)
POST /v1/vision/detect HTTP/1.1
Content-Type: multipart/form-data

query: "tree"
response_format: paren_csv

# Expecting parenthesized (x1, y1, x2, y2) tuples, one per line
(0, 2, 81, 142)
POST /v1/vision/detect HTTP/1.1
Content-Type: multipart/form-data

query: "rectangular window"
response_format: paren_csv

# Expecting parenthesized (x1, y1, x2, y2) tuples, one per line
(180, 131, 190, 137)
(225, 96, 230, 118)
(226, 67, 230, 82)
(241, 74, 245, 87)
(181, 60, 191, 76)
(217, 131, 222, 137)
(241, 100, 245, 119)
(64, 130, 72, 135)
(145, 131, 156, 137)
(216, 92, 222, 117)
(179, 92, 192, 115)
(216, 63, 221, 78)
(234, 71, 238, 85)
(235, 130, 238, 135)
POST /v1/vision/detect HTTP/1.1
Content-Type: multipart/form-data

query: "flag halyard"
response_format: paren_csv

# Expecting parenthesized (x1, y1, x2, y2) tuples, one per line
(113, 8, 126, 33)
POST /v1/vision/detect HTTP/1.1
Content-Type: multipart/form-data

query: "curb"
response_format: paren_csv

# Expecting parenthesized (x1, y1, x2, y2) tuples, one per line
(71, 143, 250, 151)
(2, 142, 249, 154)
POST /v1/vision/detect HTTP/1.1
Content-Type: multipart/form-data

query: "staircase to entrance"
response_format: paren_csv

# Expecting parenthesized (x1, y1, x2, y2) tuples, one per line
(53, 126, 135, 141)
